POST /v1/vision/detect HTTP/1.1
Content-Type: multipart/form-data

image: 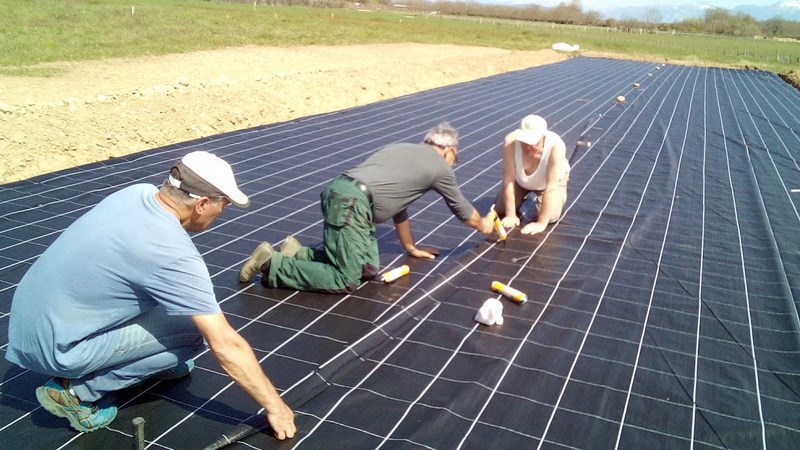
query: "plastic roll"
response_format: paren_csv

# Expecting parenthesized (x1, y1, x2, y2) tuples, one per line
(489, 206, 507, 241)
(491, 280, 528, 303)
(493, 216, 507, 240)
(381, 265, 409, 283)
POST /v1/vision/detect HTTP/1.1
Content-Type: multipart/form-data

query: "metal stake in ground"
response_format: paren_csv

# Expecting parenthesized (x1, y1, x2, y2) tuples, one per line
(568, 113, 602, 164)
(132, 417, 145, 450)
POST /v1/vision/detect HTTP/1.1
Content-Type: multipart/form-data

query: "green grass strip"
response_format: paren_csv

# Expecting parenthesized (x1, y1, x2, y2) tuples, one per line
(1, 1, 797, 76)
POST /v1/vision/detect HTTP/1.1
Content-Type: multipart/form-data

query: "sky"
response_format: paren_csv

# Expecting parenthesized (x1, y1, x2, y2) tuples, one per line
(500, 1, 781, 7)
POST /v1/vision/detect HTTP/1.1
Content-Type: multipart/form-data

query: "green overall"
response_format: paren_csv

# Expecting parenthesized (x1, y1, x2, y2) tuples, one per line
(265, 177, 379, 293)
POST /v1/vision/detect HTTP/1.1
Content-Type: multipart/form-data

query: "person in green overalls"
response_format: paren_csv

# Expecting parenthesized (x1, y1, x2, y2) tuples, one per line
(238, 122, 494, 293)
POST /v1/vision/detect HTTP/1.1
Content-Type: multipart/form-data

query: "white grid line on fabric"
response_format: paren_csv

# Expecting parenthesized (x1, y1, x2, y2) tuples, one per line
(514, 64, 697, 449)
(614, 64, 699, 447)
(313, 351, 786, 446)
(454, 63, 687, 449)
(714, 65, 767, 448)
(727, 69, 800, 327)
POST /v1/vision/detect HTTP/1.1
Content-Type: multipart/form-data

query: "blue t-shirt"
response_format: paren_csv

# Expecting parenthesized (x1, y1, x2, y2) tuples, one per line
(6, 184, 221, 375)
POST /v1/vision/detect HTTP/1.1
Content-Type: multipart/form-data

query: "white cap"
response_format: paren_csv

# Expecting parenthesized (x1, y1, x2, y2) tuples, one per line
(169, 151, 250, 208)
(515, 114, 547, 146)
(473, 298, 504, 326)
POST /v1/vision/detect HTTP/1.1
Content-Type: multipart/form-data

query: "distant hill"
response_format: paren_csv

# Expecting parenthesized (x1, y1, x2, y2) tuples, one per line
(733, 1, 800, 20)
(601, 3, 713, 23)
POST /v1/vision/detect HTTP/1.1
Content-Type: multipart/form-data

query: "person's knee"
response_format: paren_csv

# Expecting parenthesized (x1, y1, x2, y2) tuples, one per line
(340, 268, 363, 293)
(322, 282, 359, 295)
(188, 334, 206, 352)
(361, 263, 379, 282)
(549, 198, 567, 223)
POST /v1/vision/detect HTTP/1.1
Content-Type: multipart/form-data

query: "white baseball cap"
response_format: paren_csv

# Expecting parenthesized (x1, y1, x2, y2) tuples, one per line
(169, 151, 250, 208)
(515, 114, 547, 146)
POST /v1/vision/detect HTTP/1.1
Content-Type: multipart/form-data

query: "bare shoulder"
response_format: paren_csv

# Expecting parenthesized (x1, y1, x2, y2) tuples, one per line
(503, 131, 517, 147)
(549, 133, 567, 159)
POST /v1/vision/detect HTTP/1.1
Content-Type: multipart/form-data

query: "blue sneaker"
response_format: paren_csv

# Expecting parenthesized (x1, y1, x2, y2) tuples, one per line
(35, 378, 117, 432)
(154, 359, 194, 381)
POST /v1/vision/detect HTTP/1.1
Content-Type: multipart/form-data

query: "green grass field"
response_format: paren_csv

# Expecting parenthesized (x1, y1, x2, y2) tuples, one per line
(1, 0, 798, 77)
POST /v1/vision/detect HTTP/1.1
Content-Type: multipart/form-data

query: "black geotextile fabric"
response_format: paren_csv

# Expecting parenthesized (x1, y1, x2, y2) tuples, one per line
(1, 57, 799, 449)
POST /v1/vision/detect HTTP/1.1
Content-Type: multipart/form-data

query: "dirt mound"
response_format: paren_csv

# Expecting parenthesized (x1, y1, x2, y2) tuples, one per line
(0, 44, 566, 184)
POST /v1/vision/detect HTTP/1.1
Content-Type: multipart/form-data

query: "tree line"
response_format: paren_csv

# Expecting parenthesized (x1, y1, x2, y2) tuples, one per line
(222, 0, 800, 39)
(413, 0, 800, 39)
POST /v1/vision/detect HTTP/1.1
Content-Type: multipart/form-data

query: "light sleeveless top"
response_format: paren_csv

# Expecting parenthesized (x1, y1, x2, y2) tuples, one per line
(515, 131, 570, 191)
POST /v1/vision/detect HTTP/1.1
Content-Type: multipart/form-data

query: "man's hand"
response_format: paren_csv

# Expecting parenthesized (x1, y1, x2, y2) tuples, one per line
(267, 402, 296, 440)
(521, 222, 547, 235)
(192, 314, 297, 441)
(501, 214, 520, 229)
(409, 246, 440, 259)
(479, 216, 494, 235)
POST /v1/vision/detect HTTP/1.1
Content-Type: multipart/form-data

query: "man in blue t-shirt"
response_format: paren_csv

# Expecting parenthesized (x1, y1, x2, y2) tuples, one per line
(6, 151, 296, 439)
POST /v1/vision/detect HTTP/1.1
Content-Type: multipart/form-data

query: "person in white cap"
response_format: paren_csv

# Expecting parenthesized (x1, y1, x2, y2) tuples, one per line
(493, 114, 570, 236)
(6, 151, 296, 439)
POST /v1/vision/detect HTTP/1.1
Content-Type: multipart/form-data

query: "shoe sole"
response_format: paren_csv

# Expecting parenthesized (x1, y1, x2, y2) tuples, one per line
(238, 242, 273, 283)
(35, 386, 113, 433)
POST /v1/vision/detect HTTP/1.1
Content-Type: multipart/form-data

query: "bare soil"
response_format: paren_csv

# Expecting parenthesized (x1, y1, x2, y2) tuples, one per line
(0, 44, 567, 184)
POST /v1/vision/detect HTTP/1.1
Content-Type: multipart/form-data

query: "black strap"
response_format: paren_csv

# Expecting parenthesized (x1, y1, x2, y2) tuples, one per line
(339, 174, 373, 204)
